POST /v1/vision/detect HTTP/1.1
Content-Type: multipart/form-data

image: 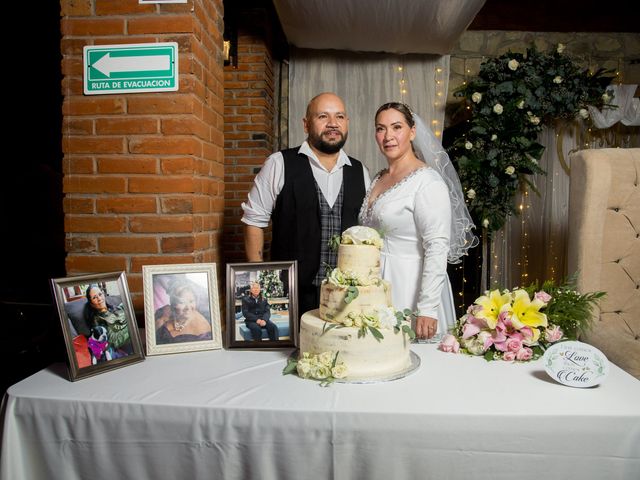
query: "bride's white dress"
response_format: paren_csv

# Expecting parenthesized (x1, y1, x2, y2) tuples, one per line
(359, 167, 457, 337)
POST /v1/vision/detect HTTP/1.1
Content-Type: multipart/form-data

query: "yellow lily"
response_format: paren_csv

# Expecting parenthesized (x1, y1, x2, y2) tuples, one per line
(475, 289, 512, 329)
(510, 289, 548, 329)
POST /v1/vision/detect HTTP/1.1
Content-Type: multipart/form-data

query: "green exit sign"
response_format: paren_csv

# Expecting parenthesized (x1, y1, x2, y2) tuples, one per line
(84, 42, 179, 95)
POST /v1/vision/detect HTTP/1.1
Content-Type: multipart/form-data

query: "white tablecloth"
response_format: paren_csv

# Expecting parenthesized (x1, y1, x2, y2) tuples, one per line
(2, 345, 639, 480)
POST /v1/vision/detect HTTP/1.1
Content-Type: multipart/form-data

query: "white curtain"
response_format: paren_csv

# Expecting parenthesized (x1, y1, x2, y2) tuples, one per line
(490, 121, 639, 289)
(490, 127, 573, 288)
(589, 84, 640, 128)
(289, 48, 449, 175)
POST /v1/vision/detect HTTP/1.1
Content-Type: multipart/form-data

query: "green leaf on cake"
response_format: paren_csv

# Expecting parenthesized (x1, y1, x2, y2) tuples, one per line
(402, 324, 416, 340)
(368, 325, 384, 342)
(322, 322, 340, 335)
(328, 234, 341, 252)
(344, 286, 359, 304)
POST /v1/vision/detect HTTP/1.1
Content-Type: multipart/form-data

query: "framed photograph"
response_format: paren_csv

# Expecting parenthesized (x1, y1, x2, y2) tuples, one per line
(226, 261, 298, 349)
(142, 263, 222, 355)
(51, 271, 145, 381)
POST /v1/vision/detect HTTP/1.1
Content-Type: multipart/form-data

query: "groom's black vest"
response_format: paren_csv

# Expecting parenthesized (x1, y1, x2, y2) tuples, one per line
(271, 147, 366, 288)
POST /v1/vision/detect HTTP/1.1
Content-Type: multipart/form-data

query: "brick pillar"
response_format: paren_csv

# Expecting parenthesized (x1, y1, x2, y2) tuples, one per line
(223, 16, 276, 264)
(60, 0, 225, 312)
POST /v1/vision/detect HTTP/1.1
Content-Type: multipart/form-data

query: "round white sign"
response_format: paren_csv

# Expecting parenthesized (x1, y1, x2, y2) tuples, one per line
(543, 341, 609, 388)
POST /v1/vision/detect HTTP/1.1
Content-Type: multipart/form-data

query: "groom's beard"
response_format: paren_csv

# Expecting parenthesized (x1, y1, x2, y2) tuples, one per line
(308, 129, 348, 154)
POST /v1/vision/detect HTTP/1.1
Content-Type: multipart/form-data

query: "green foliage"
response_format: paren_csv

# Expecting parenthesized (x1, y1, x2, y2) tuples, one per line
(368, 325, 384, 341)
(449, 45, 614, 232)
(258, 269, 284, 298)
(344, 286, 359, 304)
(282, 357, 298, 375)
(524, 275, 606, 339)
(328, 234, 341, 252)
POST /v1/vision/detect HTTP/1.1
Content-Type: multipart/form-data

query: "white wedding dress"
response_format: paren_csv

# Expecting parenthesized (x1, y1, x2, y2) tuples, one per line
(359, 167, 457, 337)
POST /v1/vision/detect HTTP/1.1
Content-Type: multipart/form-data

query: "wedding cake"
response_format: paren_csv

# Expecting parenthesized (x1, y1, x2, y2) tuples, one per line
(297, 226, 414, 381)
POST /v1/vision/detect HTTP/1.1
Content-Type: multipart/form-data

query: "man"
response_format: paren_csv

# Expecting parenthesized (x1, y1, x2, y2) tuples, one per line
(241, 282, 278, 341)
(241, 92, 371, 317)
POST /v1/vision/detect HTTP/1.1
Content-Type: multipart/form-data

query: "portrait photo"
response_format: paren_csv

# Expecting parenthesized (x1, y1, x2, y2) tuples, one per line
(143, 263, 222, 355)
(51, 271, 145, 381)
(226, 261, 298, 349)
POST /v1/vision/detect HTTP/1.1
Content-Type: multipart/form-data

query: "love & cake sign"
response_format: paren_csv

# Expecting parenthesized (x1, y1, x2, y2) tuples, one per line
(543, 341, 609, 388)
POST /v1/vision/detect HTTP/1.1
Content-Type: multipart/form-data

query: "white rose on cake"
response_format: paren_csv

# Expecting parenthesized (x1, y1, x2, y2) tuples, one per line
(341, 226, 383, 248)
(326, 268, 345, 286)
(375, 306, 398, 330)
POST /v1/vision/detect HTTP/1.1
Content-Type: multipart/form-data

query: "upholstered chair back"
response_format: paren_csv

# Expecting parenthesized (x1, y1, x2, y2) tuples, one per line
(568, 148, 640, 379)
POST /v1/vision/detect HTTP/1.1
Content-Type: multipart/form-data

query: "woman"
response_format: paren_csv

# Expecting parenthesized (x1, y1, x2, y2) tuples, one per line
(155, 282, 212, 344)
(84, 284, 132, 355)
(359, 102, 477, 340)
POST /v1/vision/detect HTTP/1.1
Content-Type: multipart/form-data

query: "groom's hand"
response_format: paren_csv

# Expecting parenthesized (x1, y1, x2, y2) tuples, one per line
(415, 316, 437, 339)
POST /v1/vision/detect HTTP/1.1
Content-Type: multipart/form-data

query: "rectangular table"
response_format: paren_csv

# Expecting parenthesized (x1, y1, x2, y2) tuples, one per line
(2, 345, 639, 480)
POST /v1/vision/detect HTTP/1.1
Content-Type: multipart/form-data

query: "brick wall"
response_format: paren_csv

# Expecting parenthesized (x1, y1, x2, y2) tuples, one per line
(60, 0, 225, 312)
(223, 12, 277, 264)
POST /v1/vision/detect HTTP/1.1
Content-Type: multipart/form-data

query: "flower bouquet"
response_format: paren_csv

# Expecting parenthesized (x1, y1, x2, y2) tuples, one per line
(283, 351, 347, 387)
(439, 278, 605, 362)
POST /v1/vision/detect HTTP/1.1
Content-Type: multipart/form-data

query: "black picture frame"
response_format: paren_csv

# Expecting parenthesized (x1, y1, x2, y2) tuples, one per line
(226, 261, 298, 349)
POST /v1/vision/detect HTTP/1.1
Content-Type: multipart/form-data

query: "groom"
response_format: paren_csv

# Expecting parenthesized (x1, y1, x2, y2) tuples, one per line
(241, 92, 370, 318)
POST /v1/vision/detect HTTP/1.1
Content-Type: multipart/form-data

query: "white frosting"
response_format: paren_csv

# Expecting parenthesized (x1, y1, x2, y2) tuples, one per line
(320, 282, 391, 323)
(336, 244, 380, 284)
(299, 310, 412, 380)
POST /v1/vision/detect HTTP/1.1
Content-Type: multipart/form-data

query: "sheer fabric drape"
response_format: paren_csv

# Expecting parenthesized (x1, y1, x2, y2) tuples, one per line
(289, 48, 449, 175)
(490, 124, 639, 289)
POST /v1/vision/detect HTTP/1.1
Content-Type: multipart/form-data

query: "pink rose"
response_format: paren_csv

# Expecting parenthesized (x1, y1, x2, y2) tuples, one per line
(503, 351, 517, 361)
(534, 291, 552, 303)
(544, 325, 563, 343)
(439, 334, 460, 353)
(505, 337, 523, 353)
(516, 347, 533, 361)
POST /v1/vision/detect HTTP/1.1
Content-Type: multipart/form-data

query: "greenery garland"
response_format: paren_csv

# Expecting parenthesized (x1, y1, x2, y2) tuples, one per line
(449, 44, 614, 233)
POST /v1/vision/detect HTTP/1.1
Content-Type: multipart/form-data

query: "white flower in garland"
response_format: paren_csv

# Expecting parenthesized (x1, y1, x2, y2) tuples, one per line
(508, 59, 519, 71)
(527, 111, 541, 125)
(557, 43, 566, 53)
(471, 92, 483, 103)
(579, 108, 589, 119)
(553, 76, 563, 84)
(465, 141, 473, 150)
(505, 166, 515, 175)
(493, 103, 504, 115)
(602, 92, 611, 103)
(482, 218, 489, 228)
(517, 100, 525, 109)
(491, 134, 498, 141)
(467, 188, 476, 199)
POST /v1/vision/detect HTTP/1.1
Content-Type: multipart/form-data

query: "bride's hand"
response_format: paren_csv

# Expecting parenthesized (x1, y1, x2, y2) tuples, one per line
(415, 316, 437, 339)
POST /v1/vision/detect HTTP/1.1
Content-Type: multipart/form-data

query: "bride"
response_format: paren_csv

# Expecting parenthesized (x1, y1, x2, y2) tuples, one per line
(359, 102, 477, 340)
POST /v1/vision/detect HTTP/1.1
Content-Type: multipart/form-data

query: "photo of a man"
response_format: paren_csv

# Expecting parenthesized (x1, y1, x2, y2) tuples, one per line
(241, 282, 279, 341)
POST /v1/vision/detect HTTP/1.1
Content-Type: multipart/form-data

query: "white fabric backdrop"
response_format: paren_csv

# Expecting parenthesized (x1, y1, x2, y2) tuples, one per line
(490, 122, 639, 289)
(289, 48, 449, 176)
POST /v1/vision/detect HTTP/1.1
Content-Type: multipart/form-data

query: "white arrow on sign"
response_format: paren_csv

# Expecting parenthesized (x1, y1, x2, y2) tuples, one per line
(92, 53, 171, 77)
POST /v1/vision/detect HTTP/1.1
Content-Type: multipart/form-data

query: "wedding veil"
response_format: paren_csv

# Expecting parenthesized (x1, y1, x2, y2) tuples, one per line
(412, 113, 479, 263)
